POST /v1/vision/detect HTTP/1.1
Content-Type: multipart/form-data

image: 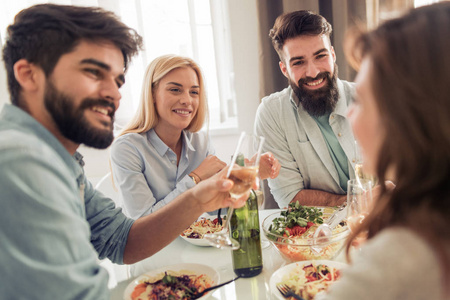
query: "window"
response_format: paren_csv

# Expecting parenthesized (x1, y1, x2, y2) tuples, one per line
(0, 0, 237, 132)
(415, 0, 441, 7)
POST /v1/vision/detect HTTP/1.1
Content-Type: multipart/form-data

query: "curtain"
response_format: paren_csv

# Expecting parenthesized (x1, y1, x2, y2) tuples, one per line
(256, 0, 415, 100)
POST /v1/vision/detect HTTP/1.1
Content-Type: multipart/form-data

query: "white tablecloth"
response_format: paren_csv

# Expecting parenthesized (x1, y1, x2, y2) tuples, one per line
(109, 209, 347, 299)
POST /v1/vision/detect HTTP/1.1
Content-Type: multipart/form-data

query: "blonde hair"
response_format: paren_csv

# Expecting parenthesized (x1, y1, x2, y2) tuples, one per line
(118, 54, 208, 137)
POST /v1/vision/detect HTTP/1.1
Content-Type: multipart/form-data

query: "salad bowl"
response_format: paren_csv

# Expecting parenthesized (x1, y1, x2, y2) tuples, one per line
(262, 206, 349, 262)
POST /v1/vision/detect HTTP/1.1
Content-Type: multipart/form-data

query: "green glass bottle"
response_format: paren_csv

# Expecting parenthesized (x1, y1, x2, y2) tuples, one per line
(230, 189, 263, 277)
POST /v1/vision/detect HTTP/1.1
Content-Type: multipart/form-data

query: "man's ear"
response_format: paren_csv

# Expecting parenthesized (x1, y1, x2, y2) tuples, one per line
(279, 60, 289, 78)
(13, 59, 43, 92)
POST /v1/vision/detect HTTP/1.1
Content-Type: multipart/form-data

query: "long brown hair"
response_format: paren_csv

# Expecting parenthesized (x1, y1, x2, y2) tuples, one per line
(345, 1, 450, 286)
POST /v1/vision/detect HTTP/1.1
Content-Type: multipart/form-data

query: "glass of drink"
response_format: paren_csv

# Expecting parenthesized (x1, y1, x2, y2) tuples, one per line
(354, 140, 378, 187)
(204, 132, 264, 249)
(347, 178, 373, 232)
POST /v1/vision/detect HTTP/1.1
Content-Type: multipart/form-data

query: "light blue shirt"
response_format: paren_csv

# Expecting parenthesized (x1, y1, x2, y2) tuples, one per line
(110, 129, 214, 219)
(0, 104, 134, 299)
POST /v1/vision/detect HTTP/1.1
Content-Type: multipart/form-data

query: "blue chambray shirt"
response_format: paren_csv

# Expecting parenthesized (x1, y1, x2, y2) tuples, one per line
(110, 129, 214, 219)
(0, 104, 135, 299)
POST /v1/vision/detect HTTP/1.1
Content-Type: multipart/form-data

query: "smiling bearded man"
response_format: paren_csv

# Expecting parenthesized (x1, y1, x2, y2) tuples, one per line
(44, 79, 116, 149)
(290, 63, 339, 117)
(254, 10, 357, 209)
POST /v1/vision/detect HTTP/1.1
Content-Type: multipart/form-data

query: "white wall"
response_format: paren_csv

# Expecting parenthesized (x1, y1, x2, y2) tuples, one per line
(80, 0, 261, 184)
(0, 0, 261, 186)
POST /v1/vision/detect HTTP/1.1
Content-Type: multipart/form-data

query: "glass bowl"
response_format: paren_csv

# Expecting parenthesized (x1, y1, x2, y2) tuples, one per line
(262, 211, 349, 262)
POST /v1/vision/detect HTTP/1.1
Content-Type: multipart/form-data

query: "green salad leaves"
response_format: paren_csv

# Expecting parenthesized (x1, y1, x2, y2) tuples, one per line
(269, 202, 324, 235)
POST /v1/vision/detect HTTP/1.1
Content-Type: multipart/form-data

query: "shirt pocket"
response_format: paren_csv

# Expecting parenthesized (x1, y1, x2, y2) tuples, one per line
(291, 140, 318, 189)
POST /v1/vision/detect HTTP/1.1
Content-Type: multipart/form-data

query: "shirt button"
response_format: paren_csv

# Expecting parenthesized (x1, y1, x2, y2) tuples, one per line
(330, 115, 334, 119)
(171, 160, 176, 164)
(338, 133, 342, 137)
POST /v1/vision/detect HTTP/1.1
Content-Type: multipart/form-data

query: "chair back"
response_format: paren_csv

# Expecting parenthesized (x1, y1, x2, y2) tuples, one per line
(95, 172, 122, 208)
(261, 179, 279, 209)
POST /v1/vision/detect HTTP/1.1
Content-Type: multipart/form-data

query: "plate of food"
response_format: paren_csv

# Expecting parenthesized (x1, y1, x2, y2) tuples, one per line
(270, 260, 346, 300)
(180, 213, 225, 246)
(124, 263, 220, 300)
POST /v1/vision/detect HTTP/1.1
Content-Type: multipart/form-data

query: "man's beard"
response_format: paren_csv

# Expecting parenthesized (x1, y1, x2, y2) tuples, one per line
(44, 81, 116, 149)
(290, 64, 339, 117)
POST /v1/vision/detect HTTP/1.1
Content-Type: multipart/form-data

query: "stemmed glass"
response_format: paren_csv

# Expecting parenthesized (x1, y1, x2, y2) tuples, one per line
(347, 178, 373, 233)
(204, 132, 264, 249)
(354, 141, 378, 187)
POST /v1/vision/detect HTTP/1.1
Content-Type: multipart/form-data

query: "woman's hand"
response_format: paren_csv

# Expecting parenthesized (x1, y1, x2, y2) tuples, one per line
(259, 152, 281, 180)
(191, 155, 226, 182)
(372, 180, 396, 203)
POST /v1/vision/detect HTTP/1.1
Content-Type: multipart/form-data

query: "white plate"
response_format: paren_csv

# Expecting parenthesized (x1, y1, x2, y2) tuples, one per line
(124, 263, 220, 300)
(180, 213, 225, 247)
(270, 260, 347, 300)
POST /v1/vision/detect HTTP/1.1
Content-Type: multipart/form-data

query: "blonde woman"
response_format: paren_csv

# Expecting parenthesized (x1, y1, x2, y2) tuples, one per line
(111, 55, 280, 219)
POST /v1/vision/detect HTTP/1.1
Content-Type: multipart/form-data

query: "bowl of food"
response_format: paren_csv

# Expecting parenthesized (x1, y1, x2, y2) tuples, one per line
(262, 203, 349, 262)
(270, 260, 346, 300)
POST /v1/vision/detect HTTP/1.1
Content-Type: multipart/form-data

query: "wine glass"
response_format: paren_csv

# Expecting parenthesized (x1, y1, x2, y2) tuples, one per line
(347, 178, 373, 232)
(354, 141, 378, 187)
(204, 132, 264, 249)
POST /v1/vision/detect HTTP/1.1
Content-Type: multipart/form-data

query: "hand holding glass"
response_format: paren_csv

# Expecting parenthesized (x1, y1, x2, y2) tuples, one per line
(204, 132, 264, 249)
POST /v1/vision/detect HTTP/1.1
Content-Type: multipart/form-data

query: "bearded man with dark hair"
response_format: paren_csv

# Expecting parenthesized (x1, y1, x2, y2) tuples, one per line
(255, 10, 357, 208)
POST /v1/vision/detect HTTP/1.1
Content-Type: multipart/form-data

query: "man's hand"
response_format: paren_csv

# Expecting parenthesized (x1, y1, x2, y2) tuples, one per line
(259, 152, 281, 180)
(190, 168, 248, 212)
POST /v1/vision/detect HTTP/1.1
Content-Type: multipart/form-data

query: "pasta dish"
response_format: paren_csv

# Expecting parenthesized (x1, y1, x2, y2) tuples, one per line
(181, 216, 224, 239)
(279, 262, 341, 300)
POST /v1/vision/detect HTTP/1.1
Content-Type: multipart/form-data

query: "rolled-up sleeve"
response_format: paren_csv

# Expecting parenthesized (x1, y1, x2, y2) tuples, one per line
(84, 178, 134, 264)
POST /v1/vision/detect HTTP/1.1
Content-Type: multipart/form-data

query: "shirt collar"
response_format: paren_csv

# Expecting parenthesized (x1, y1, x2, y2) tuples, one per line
(182, 130, 196, 152)
(0, 104, 84, 178)
(332, 79, 350, 118)
(147, 129, 169, 156)
(147, 129, 196, 157)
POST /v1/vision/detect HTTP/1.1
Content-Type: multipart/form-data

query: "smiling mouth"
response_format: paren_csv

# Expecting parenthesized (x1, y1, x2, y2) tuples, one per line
(304, 77, 325, 87)
(173, 109, 192, 115)
(91, 106, 113, 120)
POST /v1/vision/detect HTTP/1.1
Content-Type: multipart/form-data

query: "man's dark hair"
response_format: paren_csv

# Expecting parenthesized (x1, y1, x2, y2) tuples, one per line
(269, 10, 332, 60)
(2, 4, 143, 106)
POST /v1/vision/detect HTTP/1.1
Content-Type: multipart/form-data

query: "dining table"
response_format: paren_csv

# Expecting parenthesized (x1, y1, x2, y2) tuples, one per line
(110, 208, 348, 300)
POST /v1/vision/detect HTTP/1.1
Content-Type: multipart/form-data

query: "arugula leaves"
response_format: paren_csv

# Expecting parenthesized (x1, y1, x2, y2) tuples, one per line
(269, 202, 323, 235)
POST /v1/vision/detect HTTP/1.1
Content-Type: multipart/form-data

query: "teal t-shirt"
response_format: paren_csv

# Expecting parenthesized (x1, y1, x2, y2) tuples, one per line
(312, 113, 350, 191)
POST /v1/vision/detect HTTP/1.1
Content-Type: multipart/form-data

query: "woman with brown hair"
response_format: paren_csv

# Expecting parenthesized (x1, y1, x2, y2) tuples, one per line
(322, 2, 450, 299)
